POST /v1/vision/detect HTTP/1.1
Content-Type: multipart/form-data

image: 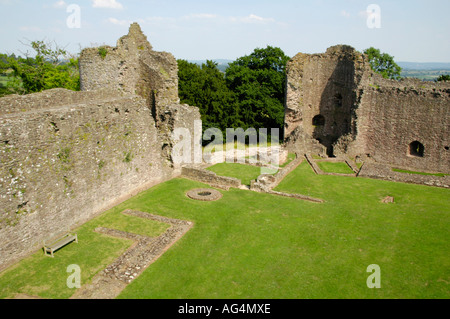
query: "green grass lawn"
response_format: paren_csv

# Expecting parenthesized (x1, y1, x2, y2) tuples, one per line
(1, 161, 449, 299)
(0, 209, 170, 299)
(280, 152, 296, 168)
(317, 161, 355, 174)
(392, 168, 449, 177)
(206, 163, 263, 185)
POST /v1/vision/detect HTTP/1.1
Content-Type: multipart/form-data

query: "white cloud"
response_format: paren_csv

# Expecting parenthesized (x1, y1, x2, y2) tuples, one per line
(340, 10, 351, 18)
(92, 0, 123, 9)
(107, 17, 130, 26)
(232, 14, 275, 24)
(19, 26, 43, 32)
(108, 16, 175, 27)
(358, 10, 369, 19)
(184, 13, 217, 20)
(107, 13, 276, 30)
(53, 0, 67, 8)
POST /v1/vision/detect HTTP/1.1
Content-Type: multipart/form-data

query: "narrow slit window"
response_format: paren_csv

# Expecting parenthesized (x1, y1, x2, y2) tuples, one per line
(334, 93, 343, 107)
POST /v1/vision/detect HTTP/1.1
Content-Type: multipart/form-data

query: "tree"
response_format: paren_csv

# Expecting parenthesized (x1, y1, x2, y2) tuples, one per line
(0, 54, 19, 96)
(225, 46, 290, 133)
(178, 46, 290, 142)
(5, 40, 80, 95)
(178, 59, 238, 138)
(364, 47, 402, 80)
(436, 74, 450, 82)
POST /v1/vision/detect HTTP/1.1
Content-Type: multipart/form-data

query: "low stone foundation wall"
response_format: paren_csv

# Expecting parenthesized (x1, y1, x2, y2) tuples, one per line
(305, 154, 357, 177)
(264, 190, 324, 203)
(358, 163, 450, 188)
(251, 153, 303, 191)
(181, 166, 242, 188)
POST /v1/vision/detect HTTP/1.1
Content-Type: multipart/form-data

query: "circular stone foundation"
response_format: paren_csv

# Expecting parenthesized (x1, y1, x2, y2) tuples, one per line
(186, 188, 223, 201)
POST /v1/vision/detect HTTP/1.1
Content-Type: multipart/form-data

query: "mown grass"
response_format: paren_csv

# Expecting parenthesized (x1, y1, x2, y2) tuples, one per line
(1, 161, 449, 299)
(0, 209, 170, 299)
(118, 162, 449, 299)
(206, 163, 263, 185)
(317, 161, 355, 174)
(392, 168, 449, 177)
(280, 152, 296, 168)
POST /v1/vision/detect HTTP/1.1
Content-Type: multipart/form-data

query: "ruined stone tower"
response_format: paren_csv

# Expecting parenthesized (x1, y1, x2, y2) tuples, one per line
(79, 23, 180, 120)
(284, 45, 450, 175)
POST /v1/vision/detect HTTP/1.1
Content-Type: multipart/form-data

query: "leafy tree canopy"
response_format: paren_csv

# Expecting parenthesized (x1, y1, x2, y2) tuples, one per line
(178, 46, 290, 142)
(436, 74, 450, 82)
(364, 47, 402, 80)
(3, 40, 80, 96)
(178, 59, 239, 136)
(225, 46, 290, 132)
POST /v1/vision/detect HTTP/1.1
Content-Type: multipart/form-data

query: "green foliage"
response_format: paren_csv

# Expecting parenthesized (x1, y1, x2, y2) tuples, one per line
(2, 40, 80, 96)
(123, 152, 133, 163)
(57, 147, 71, 164)
(436, 74, 450, 82)
(225, 46, 290, 133)
(98, 47, 108, 60)
(178, 46, 290, 141)
(178, 59, 238, 138)
(364, 47, 402, 80)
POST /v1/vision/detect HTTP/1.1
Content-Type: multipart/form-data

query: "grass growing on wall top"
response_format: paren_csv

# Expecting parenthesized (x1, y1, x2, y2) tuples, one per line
(392, 168, 449, 177)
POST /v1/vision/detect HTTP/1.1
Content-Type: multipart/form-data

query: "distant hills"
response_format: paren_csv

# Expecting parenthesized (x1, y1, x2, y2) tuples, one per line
(188, 59, 233, 72)
(187, 60, 450, 80)
(398, 62, 450, 70)
(398, 62, 450, 81)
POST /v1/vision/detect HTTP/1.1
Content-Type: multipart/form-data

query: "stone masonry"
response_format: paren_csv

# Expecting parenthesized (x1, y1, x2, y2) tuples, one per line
(0, 23, 200, 271)
(284, 45, 450, 176)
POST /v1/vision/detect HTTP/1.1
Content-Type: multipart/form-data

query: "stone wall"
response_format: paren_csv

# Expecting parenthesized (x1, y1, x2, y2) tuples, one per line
(79, 23, 180, 116)
(0, 89, 177, 270)
(359, 163, 450, 188)
(250, 153, 303, 191)
(284, 45, 450, 177)
(284, 45, 369, 157)
(0, 23, 201, 271)
(355, 81, 450, 173)
(181, 167, 242, 189)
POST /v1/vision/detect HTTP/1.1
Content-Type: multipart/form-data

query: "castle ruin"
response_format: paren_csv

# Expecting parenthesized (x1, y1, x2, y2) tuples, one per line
(0, 23, 200, 271)
(0, 25, 449, 272)
(284, 45, 450, 183)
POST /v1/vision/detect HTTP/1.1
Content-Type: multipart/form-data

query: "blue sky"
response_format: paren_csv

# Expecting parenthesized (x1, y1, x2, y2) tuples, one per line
(1, 0, 449, 62)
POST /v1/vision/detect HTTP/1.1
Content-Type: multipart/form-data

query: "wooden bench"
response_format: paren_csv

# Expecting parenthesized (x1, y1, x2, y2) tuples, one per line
(43, 233, 78, 258)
